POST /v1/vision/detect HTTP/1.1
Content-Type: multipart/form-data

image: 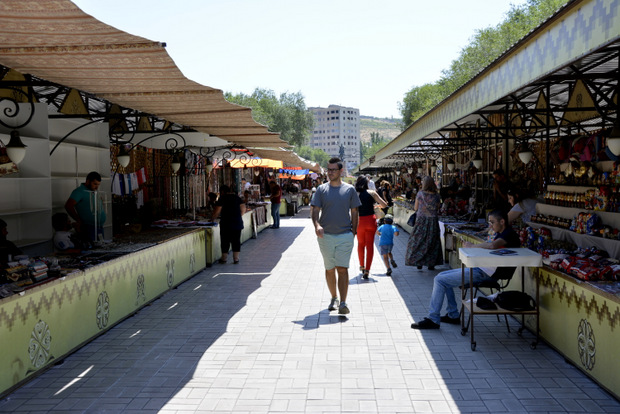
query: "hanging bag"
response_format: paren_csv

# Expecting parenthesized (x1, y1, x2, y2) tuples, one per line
(407, 212, 417, 227)
(373, 205, 385, 219)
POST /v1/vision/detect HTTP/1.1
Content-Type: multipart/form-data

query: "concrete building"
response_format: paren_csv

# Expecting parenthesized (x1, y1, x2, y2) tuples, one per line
(309, 105, 360, 173)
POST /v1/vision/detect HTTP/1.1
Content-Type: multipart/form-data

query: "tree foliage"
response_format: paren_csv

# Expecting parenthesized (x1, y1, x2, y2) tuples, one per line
(295, 145, 331, 168)
(362, 132, 391, 160)
(225, 88, 315, 147)
(398, 0, 570, 129)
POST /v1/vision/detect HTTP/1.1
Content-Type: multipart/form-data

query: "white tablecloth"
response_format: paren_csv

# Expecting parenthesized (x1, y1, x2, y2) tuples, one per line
(459, 247, 543, 268)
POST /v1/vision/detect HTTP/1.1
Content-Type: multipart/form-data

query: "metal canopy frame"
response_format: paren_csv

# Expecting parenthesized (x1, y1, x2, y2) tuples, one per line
(378, 42, 618, 165)
(0, 71, 193, 136)
(359, 0, 619, 178)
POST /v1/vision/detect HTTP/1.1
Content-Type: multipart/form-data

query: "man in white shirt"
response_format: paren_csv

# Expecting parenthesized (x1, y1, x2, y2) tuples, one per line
(241, 178, 251, 191)
(366, 175, 376, 191)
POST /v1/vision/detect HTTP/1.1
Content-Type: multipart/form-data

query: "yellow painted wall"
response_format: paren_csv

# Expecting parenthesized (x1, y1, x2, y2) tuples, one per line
(0, 229, 206, 397)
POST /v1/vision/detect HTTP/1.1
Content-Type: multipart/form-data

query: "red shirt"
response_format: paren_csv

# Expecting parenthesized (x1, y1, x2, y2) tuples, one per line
(270, 184, 282, 204)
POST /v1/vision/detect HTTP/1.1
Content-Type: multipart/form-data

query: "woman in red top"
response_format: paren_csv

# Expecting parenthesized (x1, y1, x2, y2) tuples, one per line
(355, 176, 388, 279)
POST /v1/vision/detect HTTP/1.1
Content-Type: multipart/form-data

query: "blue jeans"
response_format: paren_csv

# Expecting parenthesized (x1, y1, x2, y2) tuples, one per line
(271, 203, 281, 228)
(428, 267, 490, 324)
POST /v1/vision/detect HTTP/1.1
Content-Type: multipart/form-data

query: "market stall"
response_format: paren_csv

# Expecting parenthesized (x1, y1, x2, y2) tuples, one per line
(0, 228, 206, 396)
(355, 0, 620, 399)
(0, 0, 298, 398)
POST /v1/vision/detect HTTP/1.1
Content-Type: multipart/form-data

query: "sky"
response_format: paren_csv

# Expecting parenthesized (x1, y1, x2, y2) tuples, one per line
(72, 0, 529, 119)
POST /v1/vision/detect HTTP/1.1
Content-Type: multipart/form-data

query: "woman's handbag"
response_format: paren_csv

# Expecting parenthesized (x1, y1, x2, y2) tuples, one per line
(373, 205, 385, 219)
(407, 212, 417, 227)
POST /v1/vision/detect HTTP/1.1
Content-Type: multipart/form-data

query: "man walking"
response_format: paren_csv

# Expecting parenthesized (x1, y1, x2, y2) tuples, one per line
(311, 157, 361, 315)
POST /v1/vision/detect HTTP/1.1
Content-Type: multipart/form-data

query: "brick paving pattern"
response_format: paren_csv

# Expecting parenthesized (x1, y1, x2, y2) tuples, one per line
(1, 207, 619, 413)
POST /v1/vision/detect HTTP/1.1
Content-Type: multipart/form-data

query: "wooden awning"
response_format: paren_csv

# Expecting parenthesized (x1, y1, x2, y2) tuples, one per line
(0, 0, 287, 148)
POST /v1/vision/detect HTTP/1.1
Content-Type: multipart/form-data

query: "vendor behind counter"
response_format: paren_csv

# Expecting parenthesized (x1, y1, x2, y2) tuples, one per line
(0, 218, 22, 263)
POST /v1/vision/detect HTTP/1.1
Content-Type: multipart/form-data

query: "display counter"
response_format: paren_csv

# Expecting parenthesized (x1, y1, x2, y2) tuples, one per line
(281, 193, 302, 216)
(0, 228, 206, 398)
(392, 201, 414, 232)
(205, 207, 272, 265)
(393, 202, 471, 262)
(536, 266, 620, 399)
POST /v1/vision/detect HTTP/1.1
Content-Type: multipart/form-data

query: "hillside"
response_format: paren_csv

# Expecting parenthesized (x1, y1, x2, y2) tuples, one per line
(360, 116, 402, 143)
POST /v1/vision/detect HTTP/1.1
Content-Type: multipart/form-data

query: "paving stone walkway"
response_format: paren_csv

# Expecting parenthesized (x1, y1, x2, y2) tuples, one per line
(1, 207, 619, 413)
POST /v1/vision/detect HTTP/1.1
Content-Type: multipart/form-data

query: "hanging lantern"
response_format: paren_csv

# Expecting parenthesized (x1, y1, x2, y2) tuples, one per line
(518, 146, 533, 164)
(117, 144, 131, 168)
(472, 151, 483, 169)
(171, 153, 181, 173)
(5, 130, 27, 164)
(447, 159, 455, 171)
(607, 123, 620, 155)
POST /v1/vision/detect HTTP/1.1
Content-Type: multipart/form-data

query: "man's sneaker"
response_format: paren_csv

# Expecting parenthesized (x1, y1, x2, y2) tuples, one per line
(386, 268, 392, 276)
(440, 314, 460, 325)
(411, 318, 440, 329)
(328, 297, 339, 311)
(338, 302, 350, 315)
(390, 259, 397, 268)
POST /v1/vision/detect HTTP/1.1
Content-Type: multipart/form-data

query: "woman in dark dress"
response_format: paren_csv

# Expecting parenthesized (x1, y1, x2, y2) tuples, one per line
(212, 185, 246, 264)
(405, 176, 443, 270)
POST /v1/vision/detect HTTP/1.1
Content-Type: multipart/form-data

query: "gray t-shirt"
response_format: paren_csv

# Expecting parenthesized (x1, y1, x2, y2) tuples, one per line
(311, 182, 361, 234)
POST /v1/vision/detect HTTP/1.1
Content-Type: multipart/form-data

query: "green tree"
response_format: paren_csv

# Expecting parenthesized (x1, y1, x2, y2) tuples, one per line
(399, 0, 569, 129)
(296, 145, 330, 168)
(398, 83, 446, 129)
(225, 88, 314, 147)
(362, 133, 390, 160)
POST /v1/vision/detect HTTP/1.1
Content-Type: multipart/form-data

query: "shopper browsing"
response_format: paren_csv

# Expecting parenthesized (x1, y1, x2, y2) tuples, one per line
(355, 175, 387, 279)
(405, 176, 443, 270)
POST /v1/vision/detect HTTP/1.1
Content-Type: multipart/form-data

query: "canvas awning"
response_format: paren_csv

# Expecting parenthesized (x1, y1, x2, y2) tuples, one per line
(250, 148, 322, 173)
(0, 0, 287, 149)
(228, 159, 283, 169)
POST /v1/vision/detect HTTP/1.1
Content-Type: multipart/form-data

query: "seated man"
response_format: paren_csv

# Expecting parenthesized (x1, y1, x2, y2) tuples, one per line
(411, 209, 520, 329)
(51, 212, 82, 253)
(0, 218, 22, 264)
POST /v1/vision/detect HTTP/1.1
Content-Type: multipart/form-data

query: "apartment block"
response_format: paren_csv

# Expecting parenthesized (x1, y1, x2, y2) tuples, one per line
(309, 105, 361, 172)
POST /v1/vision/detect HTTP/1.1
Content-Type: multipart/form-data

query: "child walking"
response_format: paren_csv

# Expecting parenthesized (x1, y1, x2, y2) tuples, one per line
(376, 214, 399, 276)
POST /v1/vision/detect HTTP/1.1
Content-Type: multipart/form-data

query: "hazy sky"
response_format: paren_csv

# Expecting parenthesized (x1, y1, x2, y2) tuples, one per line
(72, 0, 528, 119)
